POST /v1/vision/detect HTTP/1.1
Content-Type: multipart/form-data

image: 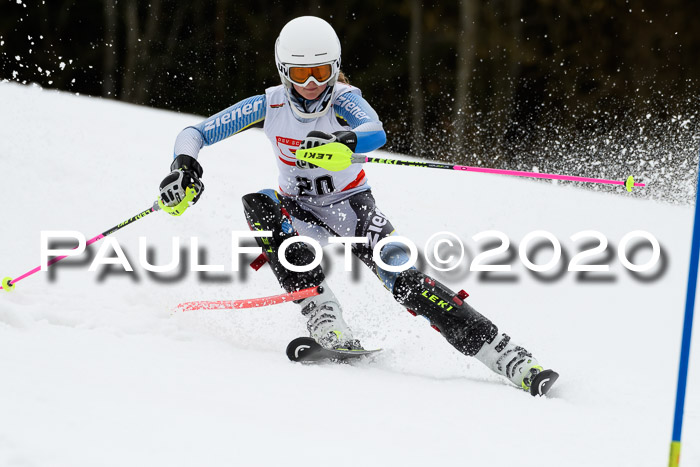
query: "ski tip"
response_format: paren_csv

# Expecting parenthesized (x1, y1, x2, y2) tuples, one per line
(1, 276, 15, 292)
(286, 337, 318, 362)
(530, 369, 559, 397)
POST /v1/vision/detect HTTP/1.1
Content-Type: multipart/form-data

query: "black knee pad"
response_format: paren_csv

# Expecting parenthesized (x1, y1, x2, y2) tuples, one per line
(242, 192, 324, 292)
(393, 269, 496, 356)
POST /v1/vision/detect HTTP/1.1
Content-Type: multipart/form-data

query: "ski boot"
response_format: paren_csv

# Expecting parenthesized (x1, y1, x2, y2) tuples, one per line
(393, 269, 558, 396)
(298, 281, 364, 351)
(474, 333, 558, 396)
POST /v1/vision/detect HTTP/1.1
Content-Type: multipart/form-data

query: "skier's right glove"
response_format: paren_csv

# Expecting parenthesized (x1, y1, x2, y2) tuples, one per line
(158, 154, 204, 216)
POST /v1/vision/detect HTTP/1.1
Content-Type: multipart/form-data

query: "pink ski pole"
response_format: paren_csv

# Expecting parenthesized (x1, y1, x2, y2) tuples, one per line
(364, 156, 645, 191)
(1, 201, 160, 292)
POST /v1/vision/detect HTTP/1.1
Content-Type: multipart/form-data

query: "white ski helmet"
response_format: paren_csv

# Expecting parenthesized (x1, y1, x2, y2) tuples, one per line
(275, 16, 341, 119)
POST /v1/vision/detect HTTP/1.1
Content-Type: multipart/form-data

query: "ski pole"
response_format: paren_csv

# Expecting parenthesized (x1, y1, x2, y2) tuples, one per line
(364, 156, 644, 191)
(1, 201, 161, 292)
(295, 143, 645, 191)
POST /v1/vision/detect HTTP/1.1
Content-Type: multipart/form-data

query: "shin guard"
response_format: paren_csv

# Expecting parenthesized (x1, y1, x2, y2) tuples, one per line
(242, 192, 324, 292)
(393, 269, 497, 356)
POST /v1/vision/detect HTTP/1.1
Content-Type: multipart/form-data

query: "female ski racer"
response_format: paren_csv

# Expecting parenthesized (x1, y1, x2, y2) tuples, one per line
(158, 16, 558, 396)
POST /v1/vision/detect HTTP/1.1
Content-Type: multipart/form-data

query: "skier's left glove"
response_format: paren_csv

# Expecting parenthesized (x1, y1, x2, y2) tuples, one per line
(158, 154, 204, 217)
(299, 130, 358, 152)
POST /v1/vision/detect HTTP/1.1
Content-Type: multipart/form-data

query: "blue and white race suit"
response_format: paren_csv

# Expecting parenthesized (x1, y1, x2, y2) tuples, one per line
(173, 82, 408, 289)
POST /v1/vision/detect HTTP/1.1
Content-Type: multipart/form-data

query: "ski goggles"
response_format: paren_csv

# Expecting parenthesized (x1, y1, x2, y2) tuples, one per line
(288, 64, 334, 86)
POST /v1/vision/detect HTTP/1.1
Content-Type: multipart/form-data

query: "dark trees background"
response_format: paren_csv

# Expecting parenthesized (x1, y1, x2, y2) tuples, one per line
(1, 0, 698, 180)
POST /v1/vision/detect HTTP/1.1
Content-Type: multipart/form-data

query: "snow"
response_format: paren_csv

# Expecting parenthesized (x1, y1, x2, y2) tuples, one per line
(0, 82, 699, 467)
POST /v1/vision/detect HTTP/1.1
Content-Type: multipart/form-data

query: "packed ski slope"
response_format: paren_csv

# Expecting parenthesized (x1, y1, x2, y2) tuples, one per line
(1, 82, 698, 467)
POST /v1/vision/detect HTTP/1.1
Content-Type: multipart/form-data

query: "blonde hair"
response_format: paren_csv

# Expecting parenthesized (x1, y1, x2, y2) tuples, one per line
(338, 70, 349, 85)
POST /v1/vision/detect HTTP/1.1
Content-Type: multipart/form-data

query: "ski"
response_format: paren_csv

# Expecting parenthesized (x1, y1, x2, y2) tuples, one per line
(176, 286, 321, 311)
(530, 369, 559, 397)
(286, 336, 382, 363)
